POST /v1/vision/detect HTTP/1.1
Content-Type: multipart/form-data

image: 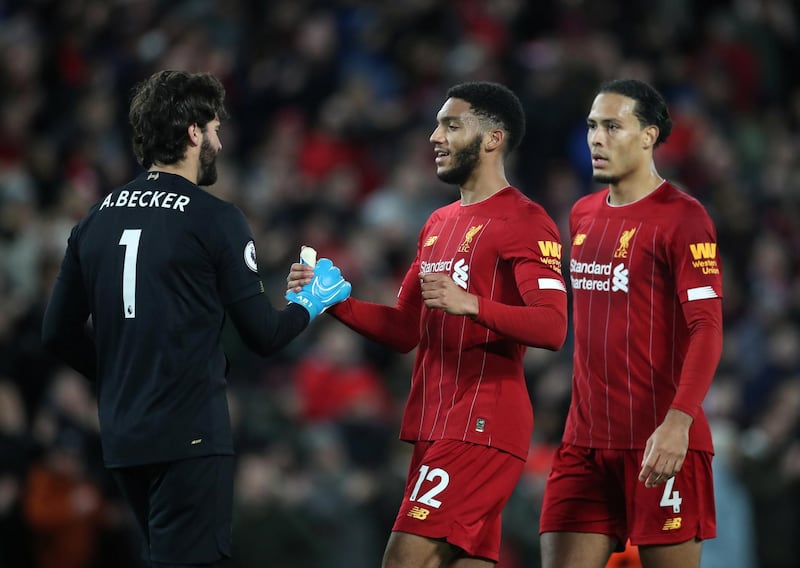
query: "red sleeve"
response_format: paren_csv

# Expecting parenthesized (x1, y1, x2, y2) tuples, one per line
(328, 265, 422, 353)
(473, 288, 567, 350)
(471, 205, 567, 350)
(670, 298, 723, 418)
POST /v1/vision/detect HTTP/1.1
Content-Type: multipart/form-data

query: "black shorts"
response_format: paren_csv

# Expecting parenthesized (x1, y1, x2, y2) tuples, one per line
(111, 455, 234, 565)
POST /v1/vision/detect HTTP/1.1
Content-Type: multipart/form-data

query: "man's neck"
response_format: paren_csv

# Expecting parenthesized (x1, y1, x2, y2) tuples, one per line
(150, 162, 197, 185)
(459, 170, 510, 205)
(607, 168, 664, 206)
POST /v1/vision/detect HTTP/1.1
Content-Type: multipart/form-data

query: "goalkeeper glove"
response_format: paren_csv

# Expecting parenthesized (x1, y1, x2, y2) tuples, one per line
(286, 258, 351, 321)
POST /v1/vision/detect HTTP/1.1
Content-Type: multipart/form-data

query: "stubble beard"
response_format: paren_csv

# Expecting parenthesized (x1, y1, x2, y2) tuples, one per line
(197, 137, 218, 186)
(592, 173, 619, 185)
(436, 136, 482, 186)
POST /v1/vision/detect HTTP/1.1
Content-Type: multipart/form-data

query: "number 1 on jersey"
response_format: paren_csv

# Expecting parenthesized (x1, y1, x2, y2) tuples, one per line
(119, 229, 142, 319)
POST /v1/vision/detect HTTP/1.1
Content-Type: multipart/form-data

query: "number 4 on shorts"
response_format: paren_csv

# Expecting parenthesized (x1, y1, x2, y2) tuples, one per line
(659, 477, 682, 513)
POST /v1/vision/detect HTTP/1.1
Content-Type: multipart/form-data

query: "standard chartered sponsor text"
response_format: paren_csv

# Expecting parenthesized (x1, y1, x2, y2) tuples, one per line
(570, 259, 612, 275)
(571, 276, 611, 291)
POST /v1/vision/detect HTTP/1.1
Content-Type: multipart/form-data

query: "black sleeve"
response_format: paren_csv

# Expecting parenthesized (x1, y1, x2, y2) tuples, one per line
(41, 249, 97, 381)
(226, 294, 310, 356)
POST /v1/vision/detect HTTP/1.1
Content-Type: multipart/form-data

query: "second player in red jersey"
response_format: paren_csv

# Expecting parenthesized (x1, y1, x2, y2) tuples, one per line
(289, 81, 567, 567)
(540, 79, 723, 568)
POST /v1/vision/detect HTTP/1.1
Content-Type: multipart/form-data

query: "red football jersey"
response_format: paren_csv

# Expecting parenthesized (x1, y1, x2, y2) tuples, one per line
(400, 187, 566, 459)
(563, 181, 722, 451)
(331, 186, 567, 460)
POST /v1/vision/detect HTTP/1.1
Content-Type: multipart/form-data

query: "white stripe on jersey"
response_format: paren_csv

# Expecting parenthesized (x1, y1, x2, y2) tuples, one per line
(687, 286, 718, 301)
(538, 277, 567, 292)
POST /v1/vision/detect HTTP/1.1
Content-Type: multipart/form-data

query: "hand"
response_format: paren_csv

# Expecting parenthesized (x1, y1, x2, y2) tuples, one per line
(286, 246, 316, 293)
(419, 272, 478, 317)
(286, 258, 351, 320)
(639, 409, 693, 488)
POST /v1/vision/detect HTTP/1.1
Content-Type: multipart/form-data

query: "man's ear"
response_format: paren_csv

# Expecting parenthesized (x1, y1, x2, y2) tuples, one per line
(188, 124, 202, 146)
(642, 125, 659, 149)
(485, 128, 505, 153)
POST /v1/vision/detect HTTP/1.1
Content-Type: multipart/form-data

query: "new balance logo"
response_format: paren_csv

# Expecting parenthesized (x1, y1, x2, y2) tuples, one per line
(662, 517, 682, 531)
(689, 242, 716, 260)
(407, 506, 430, 520)
(424, 236, 438, 247)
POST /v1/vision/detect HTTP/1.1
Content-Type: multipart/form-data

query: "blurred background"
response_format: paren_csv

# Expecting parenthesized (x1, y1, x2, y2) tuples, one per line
(0, 0, 798, 567)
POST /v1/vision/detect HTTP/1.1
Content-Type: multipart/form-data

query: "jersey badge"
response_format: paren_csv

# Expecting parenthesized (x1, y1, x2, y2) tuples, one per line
(244, 240, 258, 273)
(457, 224, 483, 253)
(614, 228, 636, 258)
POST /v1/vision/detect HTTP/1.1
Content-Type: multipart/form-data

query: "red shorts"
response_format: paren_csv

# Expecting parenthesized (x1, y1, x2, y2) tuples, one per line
(392, 439, 525, 561)
(539, 443, 716, 548)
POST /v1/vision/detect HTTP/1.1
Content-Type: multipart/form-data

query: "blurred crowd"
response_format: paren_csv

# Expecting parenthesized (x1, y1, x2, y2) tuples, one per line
(1, 1, 798, 567)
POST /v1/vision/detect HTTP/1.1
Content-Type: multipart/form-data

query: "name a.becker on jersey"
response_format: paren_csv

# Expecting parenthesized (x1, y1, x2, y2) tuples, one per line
(99, 190, 191, 212)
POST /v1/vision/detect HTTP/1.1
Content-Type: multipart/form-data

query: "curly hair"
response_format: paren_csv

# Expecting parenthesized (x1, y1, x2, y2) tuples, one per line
(598, 79, 673, 147)
(446, 81, 525, 155)
(128, 70, 228, 168)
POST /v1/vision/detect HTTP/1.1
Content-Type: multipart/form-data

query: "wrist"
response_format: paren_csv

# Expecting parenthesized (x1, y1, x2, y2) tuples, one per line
(467, 295, 480, 319)
(665, 408, 694, 428)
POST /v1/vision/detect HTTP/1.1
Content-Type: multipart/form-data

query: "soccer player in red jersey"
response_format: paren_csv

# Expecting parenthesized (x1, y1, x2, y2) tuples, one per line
(289, 82, 568, 566)
(539, 79, 723, 568)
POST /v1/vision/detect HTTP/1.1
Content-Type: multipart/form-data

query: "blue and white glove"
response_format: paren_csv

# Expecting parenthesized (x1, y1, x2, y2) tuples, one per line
(286, 257, 351, 321)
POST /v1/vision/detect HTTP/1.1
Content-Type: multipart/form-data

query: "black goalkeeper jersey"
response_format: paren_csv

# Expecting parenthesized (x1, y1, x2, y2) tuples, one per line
(50, 171, 272, 466)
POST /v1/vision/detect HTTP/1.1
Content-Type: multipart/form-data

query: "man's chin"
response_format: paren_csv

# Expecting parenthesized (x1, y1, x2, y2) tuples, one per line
(592, 173, 619, 185)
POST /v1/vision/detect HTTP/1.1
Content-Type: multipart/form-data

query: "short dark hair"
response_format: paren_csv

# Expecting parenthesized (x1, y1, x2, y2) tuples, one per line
(446, 81, 525, 154)
(598, 79, 673, 147)
(129, 70, 228, 168)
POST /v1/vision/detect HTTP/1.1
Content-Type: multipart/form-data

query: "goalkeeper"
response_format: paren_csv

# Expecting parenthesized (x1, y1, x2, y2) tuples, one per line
(41, 69, 350, 568)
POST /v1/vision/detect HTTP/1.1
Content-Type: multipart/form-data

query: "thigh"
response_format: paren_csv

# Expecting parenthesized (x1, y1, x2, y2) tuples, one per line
(112, 464, 157, 546)
(540, 531, 618, 568)
(390, 440, 524, 563)
(638, 539, 702, 568)
(626, 450, 716, 547)
(539, 443, 627, 547)
(148, 455, 234, 565)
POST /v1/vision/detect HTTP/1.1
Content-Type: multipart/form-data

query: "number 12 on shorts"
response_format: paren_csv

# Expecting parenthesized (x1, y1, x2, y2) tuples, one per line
(409, 464, 450, 509)
(659, 477, 683, 513)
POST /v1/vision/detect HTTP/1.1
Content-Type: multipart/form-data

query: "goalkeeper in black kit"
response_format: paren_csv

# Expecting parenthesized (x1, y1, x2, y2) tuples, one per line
(41, 69, 350, 568)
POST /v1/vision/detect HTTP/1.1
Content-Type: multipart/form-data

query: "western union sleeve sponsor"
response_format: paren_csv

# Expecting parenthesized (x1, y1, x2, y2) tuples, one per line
(689, 242, 716, 260)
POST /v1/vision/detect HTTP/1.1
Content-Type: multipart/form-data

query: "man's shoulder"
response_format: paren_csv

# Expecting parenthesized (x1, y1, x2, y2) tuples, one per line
(571, 188, 608, 213)
(657, 181, 711, 217)
(426, 199, 461, 223)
